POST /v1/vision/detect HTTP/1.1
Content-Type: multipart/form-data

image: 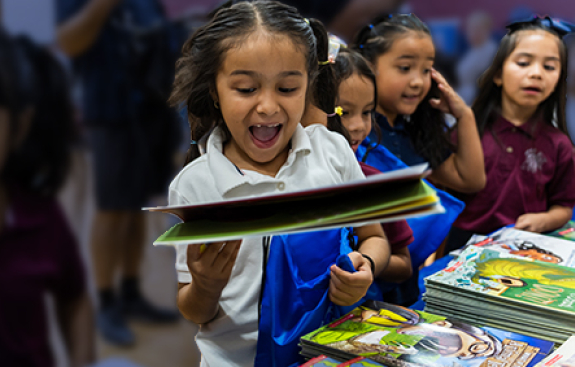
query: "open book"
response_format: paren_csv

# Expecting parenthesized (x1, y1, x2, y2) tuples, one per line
(146, 164, 444, 246)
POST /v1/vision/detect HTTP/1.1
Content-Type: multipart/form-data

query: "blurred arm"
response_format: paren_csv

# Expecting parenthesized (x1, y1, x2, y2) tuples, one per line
(377, 245, 412, 283)
(57, 0, 122, 57)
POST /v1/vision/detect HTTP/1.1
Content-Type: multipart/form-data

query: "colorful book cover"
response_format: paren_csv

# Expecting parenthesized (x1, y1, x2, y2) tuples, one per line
(299, 355, 342, 366)
(338, 356, 386, 366)
(547, 221, 575, 242)
(147, 165, 444, 245)
(300, 300, 552, 367)
(464, 227, 575, 267)
(426, 246, 575, 316)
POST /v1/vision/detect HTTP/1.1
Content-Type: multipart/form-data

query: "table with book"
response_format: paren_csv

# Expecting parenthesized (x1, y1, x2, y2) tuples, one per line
(146, 165, 575, 367)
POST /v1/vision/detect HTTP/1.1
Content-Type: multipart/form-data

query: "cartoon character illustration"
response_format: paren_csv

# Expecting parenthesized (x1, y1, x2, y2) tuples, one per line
(497, 240, 563, 264)
(310, 302, 502, 365)
(396, 319, 502, 360)
(473, 257, 575, 290)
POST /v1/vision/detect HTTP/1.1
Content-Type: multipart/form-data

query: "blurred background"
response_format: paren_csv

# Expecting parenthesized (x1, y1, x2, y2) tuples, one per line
(1, 1, 574, 367)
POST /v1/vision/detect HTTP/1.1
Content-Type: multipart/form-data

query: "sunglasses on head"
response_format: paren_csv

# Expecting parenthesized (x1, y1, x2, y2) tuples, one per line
(506, 15, 575, 38)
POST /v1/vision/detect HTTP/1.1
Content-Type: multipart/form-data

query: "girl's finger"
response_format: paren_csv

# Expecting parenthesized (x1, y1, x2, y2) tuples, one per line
(214, 240, 242, 272)
(329, 277, 355, 305)
(186, 243, 204, 262)
(221, 242, 241, 274)
(431, 68, 448, 85)
(429, 98, 442, 107)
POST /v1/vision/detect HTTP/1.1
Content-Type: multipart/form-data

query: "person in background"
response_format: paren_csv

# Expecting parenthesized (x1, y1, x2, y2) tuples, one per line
(565, 35, 575, 143)
(456, 11, 498, 105)
(279, 0, 404, 42)
(323, 46, 415, 285)
(56, 0, 180, 346)
(354, 13, 485, 194)
(0, 30, 94, 367)
(446, 16, 575, 252)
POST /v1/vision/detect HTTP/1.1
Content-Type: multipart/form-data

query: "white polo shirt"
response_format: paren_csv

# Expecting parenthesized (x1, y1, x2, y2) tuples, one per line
(169, 123, 364, 367)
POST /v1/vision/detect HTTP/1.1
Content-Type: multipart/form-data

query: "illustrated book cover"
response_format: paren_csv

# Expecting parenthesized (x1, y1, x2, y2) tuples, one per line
(300, 300, 553, 367)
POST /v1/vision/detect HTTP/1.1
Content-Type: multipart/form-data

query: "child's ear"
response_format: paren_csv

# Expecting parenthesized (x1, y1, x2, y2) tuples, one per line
(493, 71, 503, 87)
(12, 107, 34, 150)
(210, 89, 219, 104)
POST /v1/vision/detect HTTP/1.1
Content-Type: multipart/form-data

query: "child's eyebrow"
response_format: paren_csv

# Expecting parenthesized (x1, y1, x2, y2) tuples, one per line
(229, 70, 304, 77)
(396, 55, 435, 61)
(338, 100, 375, 108)
(515, 52, 560, 62)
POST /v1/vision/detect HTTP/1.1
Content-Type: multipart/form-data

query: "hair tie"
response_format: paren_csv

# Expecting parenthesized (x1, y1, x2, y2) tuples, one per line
(190, 140, 197, 145)
(319, 34, 347, 65)
(304, 18, 310, 25)
(369, 24, 374, 29)
(506, 15, 575, 38)
(327, 106, 343, 117)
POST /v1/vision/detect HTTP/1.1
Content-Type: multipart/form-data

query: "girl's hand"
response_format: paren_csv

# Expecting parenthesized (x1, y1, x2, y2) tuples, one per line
(429, 68, 471, 120)
(186, 240, 242, 295)
(515, 213, 549, 233)
(328, 252, 373, 306)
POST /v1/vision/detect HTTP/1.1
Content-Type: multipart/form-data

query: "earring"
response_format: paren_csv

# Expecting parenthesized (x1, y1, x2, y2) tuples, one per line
(214, 100, 220, 109)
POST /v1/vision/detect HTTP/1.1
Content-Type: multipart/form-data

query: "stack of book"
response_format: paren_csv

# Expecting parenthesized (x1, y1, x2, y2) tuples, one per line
(424, 238, 575, 344)
(299, 300, 553, 367)
(145, 165, 443, 246)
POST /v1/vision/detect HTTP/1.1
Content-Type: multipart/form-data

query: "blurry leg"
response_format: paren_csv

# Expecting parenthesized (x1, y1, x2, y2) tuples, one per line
(120, 211, 178, 322)
(92, 210, 135, 346)
(121, 211, 146, 279)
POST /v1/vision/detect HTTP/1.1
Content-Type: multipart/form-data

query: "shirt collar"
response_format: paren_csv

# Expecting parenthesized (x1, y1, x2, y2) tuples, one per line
(493, 115, 540, 138)
(206, 124, 312, 197)
(375, 112, 406, 132)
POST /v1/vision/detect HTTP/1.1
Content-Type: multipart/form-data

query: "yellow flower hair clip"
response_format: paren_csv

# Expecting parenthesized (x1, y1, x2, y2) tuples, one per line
(327, 106, 343, 117)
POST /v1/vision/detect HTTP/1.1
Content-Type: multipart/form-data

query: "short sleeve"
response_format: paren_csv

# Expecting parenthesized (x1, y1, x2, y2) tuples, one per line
(343, 146, 365, 183)
(547, 138, 575, 208)
(56, 0, 86, 24)
(381, 220, 414, 250)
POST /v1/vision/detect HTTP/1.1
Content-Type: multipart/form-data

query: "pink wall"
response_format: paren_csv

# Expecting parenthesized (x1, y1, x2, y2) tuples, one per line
(409, 0, 575, 29)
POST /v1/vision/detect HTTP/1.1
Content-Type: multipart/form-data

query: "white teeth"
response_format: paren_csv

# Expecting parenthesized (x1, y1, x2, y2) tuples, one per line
(253, 124, 280, 128)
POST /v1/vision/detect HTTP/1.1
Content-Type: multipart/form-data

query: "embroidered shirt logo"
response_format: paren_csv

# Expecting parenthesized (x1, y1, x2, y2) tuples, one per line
(521, 148, 547, 173)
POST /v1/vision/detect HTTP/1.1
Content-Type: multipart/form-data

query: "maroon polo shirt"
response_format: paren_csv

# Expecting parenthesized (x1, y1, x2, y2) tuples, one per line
(0, 186, 86, 367)
(454, 115, 575, 234)
(359, 162, 414, 249)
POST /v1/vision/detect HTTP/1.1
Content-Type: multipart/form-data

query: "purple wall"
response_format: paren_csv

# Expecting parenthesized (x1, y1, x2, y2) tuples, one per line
(409, 0, 575, 29)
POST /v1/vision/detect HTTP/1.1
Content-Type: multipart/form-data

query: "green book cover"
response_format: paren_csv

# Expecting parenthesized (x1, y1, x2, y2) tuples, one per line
(426, 246, 575, 316)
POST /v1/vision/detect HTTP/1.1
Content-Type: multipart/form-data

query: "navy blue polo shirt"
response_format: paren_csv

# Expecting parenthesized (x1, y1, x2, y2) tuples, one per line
(369, 112, 427, 166)
(57, 0, 166, 125)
